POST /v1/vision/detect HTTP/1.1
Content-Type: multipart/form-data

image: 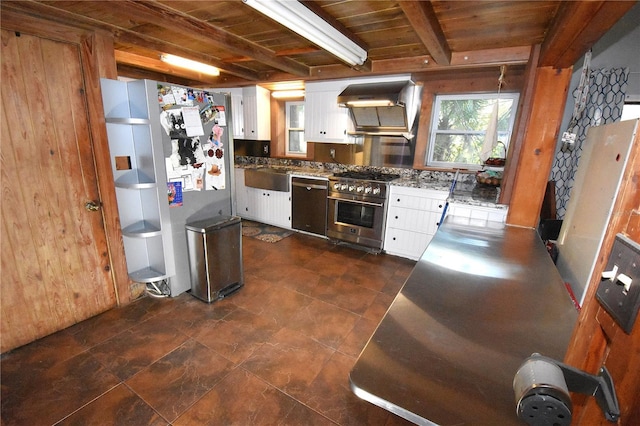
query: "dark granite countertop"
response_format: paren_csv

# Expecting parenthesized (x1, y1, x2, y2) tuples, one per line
(235, 160, 506, 208)
(390, 176, 505, 208)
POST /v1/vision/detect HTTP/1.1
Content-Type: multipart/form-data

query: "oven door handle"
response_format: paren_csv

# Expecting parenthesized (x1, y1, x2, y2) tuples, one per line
(327, 196, 384, 208)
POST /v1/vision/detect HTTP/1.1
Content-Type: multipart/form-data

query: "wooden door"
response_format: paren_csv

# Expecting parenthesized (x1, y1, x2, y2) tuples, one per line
(1, 29, 117, 352)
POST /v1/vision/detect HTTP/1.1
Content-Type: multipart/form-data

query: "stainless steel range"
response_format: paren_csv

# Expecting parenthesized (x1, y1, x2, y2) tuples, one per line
(327, 171, 399, 251)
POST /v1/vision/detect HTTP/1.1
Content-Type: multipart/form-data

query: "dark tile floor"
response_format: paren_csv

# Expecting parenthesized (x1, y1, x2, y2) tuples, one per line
(1, 231, 417, 425)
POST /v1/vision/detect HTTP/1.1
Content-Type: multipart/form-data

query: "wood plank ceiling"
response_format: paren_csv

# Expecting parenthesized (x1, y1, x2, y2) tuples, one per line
(1, 1, 635, 88)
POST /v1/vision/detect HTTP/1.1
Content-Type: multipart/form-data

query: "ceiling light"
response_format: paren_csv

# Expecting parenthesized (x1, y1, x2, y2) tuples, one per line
(346, 100, 395, 107)
(243, 0, 367, 67)
(271, 90, 305, 99)
(160, 54, 220, 76)
(271, 81, 305, 91)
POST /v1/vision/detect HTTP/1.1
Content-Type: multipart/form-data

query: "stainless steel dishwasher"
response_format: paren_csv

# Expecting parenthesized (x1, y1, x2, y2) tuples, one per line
(291, 177, 328, 236)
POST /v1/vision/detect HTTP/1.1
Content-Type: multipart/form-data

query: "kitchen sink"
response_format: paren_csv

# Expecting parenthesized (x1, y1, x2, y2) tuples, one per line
(244, 167, 290, 192)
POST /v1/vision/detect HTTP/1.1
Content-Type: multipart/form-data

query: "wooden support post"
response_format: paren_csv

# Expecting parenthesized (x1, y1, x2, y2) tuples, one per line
(505, 66, 572, 228)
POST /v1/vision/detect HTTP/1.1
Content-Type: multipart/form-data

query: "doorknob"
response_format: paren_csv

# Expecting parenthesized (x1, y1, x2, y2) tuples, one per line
(85, 201, 101, 212)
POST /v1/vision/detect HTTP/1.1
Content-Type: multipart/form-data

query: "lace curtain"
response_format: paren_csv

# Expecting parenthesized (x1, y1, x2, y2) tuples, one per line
(550, 68, 629, 218)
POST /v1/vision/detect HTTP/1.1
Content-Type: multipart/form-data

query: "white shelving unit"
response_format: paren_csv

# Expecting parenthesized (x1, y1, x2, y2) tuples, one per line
(101, 78, 175, 284)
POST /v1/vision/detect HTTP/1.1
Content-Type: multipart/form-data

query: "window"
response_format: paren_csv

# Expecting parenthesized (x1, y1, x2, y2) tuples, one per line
(286, 101, 306, 156)
(427, 93, 519, 168)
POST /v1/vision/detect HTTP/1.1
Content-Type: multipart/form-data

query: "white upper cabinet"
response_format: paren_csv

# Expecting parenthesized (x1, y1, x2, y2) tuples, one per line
(242, 85, 271, 140)
(304, 75, 413, 144)
(227, 87, 244, 140)
(304, 82, 349, 144)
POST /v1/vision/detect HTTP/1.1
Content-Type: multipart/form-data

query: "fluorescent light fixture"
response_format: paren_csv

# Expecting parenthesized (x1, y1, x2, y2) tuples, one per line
(272, 90, 305, 99)
(346, 100, 395, 107)
(271, 81, 305, 91)
(160, 54, 220, 76)
(243, 0, 367, 67)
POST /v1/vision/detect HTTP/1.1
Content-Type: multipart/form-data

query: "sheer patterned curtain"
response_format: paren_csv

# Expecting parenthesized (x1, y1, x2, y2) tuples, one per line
(550, 68, 629, 218)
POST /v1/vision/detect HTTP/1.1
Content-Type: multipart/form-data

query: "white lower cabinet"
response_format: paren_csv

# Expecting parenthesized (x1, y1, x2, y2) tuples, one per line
(384, 186, 447, 260)
(244, 187, 291, 229)
(234, 168, 291, 229)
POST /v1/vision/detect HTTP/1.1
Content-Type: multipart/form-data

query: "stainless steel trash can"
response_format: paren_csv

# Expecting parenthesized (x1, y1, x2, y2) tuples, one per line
(185, 215, 243, 302)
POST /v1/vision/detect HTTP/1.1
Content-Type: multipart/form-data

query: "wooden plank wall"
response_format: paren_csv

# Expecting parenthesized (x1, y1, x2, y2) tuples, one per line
(0, 10, 129, 353)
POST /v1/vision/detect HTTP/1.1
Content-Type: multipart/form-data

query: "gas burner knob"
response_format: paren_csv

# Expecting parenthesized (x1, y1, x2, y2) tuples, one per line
(333, 183, 341, 191)
(364, 186, 372, 194)
(348, 184, 356, 192)
(372, 186, 381, 195)
(356, 185, 364, 193)
(340, 183, 348, 191)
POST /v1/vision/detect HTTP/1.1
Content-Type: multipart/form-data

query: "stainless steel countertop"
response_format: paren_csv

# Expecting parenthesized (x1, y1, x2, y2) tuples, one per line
(350, 216, 578, 425)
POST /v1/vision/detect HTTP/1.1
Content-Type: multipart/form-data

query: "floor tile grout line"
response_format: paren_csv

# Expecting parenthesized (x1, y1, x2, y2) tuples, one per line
(234, 364, 341, 426)
(120, 381, 172, 424)
(51, 381, 123, 425)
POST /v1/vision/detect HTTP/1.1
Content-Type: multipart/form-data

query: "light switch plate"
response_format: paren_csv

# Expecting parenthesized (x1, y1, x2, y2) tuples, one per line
(596, 234, 640, 334)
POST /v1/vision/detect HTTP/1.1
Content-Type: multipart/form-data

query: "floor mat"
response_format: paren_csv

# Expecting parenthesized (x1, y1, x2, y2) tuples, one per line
(241, 220, 294, 243)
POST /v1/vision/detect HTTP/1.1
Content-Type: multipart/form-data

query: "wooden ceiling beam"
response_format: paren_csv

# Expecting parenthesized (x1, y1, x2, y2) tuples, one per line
(1, 0, 261, 82)
(451, 46, 532, 67)
(305, 46, 531, 80)
(398, 1, 451, 65)
(114, 51, 229, 86)
(116, 64, 205, 88)
(114, 32, 260, 82)
(539, 1, 636, 68)
(119, 0, 310, 77)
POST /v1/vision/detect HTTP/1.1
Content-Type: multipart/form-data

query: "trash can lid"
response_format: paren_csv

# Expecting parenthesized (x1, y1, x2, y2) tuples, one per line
(185, 215, 241, 233)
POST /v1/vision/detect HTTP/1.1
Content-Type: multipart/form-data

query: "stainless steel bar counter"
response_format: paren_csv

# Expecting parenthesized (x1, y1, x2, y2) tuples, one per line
(350, 216, 578, 425)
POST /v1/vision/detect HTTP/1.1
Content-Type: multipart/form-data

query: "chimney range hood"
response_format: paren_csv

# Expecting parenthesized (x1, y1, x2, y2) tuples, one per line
(337, 81, 422, 137)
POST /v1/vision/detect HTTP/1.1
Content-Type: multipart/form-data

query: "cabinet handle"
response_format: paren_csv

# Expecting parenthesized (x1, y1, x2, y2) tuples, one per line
(397, 198, 401, 202)
(439, 204, 443, 208)
(395, 216, 398, 219)
(393, 237, 396, 241)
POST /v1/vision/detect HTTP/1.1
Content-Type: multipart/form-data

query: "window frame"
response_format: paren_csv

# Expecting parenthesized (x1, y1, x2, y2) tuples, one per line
(285, 101, 306, 156)
(426, 92, 519, 169)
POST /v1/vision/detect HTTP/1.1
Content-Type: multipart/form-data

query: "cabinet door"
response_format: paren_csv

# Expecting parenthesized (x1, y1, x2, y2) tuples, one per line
(387, 206, 432, 234)
(384, 228, 432, 260)
(234, 168, 248, 216)
(304, 90, 348, 143)
(230, 92, 244, 139)
(279, 191, 292, 228)
(304, 91, 321, 142)
(390, 192, 432, 210)
(318, 90, 348, 142)
(242, 86, 270, 140)
(265, 191, 291, 229)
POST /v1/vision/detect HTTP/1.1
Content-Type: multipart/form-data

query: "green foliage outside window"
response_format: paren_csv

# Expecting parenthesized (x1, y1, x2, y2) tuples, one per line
(428, 94, 519, 168)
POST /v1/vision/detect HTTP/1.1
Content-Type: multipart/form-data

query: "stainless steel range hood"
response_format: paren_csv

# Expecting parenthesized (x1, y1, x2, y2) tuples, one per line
(337, 81, 422, 137)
